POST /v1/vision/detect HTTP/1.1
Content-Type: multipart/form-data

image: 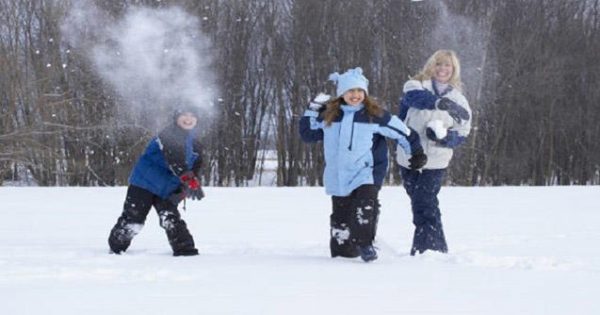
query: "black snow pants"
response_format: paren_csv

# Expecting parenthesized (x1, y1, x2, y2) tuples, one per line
(400, 167, 448, 255)
(330, 184, 380, 258)
(108, 185, 196, 255)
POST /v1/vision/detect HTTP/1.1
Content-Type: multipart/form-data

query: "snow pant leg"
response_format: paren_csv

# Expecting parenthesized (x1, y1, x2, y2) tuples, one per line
(108, 185, 153, 253)
(400, 168, 448, 255)
(154, 199, 197, 255)
(348, 185, 380, 247)
(330, 195, 359, 258)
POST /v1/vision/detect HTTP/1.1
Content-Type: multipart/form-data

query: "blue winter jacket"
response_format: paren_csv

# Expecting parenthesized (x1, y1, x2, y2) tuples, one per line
(299, 104, 417, 197)
(129, 124, 202, 199)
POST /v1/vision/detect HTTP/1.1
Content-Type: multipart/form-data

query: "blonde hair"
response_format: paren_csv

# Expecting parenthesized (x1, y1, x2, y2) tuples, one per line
(413, 49, 463, 91)
(322, 95, 383, 126)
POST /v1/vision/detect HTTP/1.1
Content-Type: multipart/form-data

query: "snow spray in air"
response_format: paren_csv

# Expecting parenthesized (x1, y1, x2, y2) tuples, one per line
(61, 1, 217, 130)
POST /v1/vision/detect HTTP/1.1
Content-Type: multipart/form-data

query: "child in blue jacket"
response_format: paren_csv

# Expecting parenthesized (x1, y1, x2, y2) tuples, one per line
(108, 106, 205, 256)
(299, 67, 427, 262)
(396, 50, 472, 255)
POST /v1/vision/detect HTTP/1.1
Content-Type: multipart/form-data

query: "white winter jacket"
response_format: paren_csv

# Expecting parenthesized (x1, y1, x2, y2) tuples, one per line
(396, 79, 472, 169)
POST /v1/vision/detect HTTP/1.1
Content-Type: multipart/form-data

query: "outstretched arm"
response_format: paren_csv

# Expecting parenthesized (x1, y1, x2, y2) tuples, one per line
(376, 113, 427, 169)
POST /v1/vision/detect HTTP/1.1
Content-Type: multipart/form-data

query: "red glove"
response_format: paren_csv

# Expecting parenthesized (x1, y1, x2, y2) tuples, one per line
(180, 171, 204, 201)
(180, 172, 200, 190)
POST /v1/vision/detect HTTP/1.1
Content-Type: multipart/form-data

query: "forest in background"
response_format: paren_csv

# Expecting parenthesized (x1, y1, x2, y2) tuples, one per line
(1, 0, 599, 186)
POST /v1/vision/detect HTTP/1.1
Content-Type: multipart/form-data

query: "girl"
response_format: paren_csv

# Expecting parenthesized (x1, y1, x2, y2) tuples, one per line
(108, 106, 205, 256)
(300, 67, 427, 262)
(396, 50, 472, 255)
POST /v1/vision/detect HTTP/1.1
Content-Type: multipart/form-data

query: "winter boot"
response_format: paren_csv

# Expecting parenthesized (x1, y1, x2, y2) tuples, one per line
(330, 222, 360, 258)
(158, 208, 198, 256)
(358, 245, 378, 262)
(173, 248, 199, 256)
(349, 198, 377, 244)
(410, 223, 448, 255)
(330, 238, 360, 258)
(108, 218, 144, 254)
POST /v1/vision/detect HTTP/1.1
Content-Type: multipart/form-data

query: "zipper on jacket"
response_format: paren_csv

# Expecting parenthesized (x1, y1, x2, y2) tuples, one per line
(348, 121, 355, 150)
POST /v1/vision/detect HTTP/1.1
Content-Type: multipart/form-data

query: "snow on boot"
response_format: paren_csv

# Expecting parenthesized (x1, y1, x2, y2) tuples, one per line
(158, 208, 198, 256)
(359, 245, 378, 262)
(330, 238, 360, 258)
(330, 222, 360, 258)
(108, 219, 144, 255)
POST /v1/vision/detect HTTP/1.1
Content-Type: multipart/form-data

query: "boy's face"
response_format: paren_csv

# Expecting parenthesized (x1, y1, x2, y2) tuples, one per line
(342, 88, 365, 106)
(176, 112, 198, 130)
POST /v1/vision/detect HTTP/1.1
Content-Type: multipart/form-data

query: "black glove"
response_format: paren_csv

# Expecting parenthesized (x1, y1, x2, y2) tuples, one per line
(180, 171, 204, 201)
(307, 93, 330, 112)
(408, 148, 427, 170)
(437, 98, 470, 124)
(426, 127, 442, 142)
(185, 186, 205, 201)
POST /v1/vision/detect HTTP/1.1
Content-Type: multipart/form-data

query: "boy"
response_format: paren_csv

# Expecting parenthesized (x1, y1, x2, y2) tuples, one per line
(108, 105, 204, 256)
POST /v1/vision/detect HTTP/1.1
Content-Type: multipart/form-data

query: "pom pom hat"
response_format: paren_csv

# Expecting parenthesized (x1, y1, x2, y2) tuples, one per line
(328, 67, 369, 97)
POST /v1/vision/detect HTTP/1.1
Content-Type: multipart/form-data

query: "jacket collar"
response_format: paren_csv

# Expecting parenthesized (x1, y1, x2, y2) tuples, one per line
(341, 103, 364, 112)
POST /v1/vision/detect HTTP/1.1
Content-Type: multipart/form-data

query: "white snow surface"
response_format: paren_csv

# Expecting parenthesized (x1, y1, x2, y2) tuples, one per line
(1, 186, 599, 314)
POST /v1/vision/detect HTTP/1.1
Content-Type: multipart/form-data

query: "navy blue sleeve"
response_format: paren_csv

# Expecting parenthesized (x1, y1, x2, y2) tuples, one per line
(439, 130, 467, 148)
(407, 127, 423, 152)
(403, 90, 438, 110)
(299, 115, 324, 143)
(398, 97, 410, 121)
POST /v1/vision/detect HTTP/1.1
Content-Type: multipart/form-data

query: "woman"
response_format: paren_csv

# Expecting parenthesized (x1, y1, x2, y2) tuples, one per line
(396, 50, 472, 255)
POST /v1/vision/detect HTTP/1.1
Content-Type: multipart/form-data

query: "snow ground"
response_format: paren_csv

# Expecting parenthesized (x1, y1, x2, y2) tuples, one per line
(0, 186, 598, 314)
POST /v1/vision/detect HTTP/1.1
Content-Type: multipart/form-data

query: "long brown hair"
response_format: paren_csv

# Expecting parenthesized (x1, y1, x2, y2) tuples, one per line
(322, 95, 384, 126)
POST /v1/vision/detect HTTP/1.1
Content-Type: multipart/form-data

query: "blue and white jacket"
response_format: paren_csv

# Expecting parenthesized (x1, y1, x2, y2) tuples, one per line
(396, 79, 471, 169)
(129, 124, 202, 199)
(300, 104, 418, 197)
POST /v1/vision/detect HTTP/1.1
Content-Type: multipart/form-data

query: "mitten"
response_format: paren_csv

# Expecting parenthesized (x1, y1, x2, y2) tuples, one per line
(436, 97, 470, 124)
(180, 171, 204, 201)
(187, 186, 205, 201)
(426, 120, 448, 143)
(426, 127, 439, 142)
(408, 148, 427, 170)
(406, 127, 424, 154)
(308, 93, 331, 111)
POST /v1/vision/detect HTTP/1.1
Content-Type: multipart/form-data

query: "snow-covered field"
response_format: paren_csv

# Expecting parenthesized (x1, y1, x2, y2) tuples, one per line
(1, 186, 598, 314)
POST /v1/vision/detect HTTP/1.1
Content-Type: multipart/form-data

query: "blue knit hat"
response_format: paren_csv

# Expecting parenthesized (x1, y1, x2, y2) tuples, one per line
(328, 67, 369, 97)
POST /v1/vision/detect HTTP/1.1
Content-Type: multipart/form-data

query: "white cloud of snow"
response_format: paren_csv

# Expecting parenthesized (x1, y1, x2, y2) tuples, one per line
(61, 1, 216, 125)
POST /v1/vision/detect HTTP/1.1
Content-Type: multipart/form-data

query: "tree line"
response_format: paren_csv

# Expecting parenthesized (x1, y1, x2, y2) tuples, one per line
(1, 0, 599, 186)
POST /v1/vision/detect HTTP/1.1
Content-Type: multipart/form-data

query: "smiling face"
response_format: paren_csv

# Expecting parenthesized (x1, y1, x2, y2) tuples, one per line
(342, 88, 365, 106)
(176, 112, 198, 130)
(433, 57, 454, 84)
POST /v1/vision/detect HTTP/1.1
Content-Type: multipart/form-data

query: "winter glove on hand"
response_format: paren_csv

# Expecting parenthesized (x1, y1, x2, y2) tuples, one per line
(408, 148, 427, 170)
(186, 186, 205, 201)
(307, 93, 330, 111)
(437, 98, 470, 124)
(180, 171, 204, 201)
(426, 127, 441, 142)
